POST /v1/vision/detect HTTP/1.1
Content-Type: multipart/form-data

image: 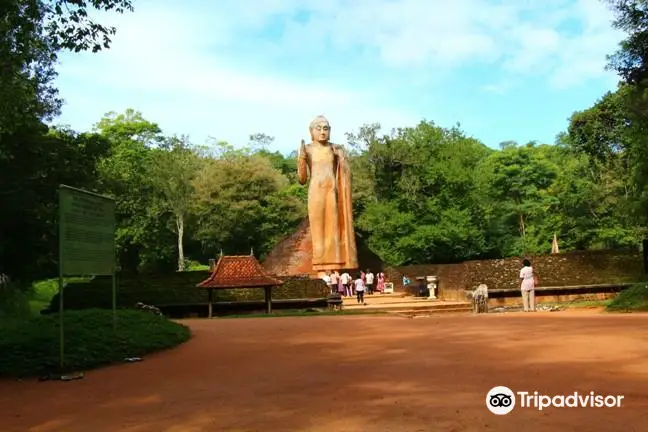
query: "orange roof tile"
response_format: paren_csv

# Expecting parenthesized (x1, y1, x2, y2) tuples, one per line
(196, 255, 284, 289)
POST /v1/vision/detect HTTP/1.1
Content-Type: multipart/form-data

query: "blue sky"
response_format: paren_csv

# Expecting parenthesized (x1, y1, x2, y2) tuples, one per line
(52, 0, 625, 154)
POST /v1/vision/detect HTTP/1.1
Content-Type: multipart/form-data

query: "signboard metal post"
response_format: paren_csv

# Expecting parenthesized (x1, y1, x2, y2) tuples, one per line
(58, 185, 116, 370)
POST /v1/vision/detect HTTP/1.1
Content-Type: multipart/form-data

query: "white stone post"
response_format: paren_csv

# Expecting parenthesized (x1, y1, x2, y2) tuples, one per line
(426, 276, 438, 300)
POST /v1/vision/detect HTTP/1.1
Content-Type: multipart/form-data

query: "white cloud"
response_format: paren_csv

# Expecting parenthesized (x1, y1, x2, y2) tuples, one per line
(56, 24, 409, 148)
(480, 81, 516, 94)
(224, 0, 623, 84)
(502, 26, 562, 73)
(547, 0, 625, 89)
(52, 0, 626, 152)
(54, 0, 423, 152)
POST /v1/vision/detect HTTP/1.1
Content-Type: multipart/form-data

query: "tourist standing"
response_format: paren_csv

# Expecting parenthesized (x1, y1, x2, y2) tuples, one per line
(330, 270, 340, 294)
(322, 272, 332, 293)
(365, 269, 375, 295)
(340, 271, 352, 297)
(519, 259, 537, 312)
(337, 274, 345, 295)
(354, 275, 366, 304)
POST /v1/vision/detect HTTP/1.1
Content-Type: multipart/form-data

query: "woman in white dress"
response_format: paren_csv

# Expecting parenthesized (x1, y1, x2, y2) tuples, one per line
(519, 259, 537, 312)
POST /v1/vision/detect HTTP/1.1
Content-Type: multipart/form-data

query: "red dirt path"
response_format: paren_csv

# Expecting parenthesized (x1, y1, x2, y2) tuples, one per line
(2, 310, 648, 431)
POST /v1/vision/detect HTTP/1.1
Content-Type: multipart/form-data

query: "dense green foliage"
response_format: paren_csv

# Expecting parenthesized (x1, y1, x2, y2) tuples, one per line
(1, 0, 134, 283)
(0, 309, 191, 377)
(347, 123, 645, 265)
(606, 282, 648, 311)
(1, 0, 133, 133)
(1, 0, 647, 293)
(602, 0, 648, 221)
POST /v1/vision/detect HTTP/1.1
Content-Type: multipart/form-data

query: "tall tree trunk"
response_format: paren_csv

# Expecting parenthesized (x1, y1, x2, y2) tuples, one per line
(519, 211, 527, 253)
(176, 213, 185, 271)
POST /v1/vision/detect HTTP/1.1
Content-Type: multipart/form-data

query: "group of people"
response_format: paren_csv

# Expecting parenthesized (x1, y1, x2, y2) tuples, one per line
(319, 259, 538, 311)
(322, 269, 386, 304)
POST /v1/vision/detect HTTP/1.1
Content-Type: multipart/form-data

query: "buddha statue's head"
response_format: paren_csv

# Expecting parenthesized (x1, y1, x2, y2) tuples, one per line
(309, 115, 330, 144)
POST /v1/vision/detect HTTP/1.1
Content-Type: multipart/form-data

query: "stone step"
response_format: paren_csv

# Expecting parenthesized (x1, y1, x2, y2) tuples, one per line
(343, 301, 471, 313)
(341, 297, 435, 306)
(389, 307, 473, 317)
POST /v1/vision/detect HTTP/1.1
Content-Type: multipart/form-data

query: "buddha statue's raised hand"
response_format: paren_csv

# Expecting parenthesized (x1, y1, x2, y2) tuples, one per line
(299, 139, 307, 160)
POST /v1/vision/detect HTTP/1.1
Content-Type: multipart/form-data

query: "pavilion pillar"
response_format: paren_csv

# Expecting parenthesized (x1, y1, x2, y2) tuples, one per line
(264, 286, 272, 314)
(208, 289, 213, 318)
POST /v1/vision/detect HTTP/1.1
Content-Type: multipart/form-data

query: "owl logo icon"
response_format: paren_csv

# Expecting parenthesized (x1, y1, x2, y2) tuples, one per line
(486, 386, 515, 415)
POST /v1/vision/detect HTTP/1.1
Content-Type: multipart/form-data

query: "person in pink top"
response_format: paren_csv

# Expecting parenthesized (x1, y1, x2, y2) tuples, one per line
(337, 276, 345, 295)
(376, 272, 385, 293)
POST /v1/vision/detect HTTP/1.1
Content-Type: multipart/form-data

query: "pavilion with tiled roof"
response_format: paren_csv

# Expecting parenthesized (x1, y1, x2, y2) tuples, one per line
(196, 254, 284, 317)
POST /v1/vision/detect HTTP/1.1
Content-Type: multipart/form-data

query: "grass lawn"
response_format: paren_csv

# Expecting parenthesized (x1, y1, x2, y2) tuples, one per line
(0, 277, 92, 319)
(605, 282, 648, 312)
(28, 277, 93, 315)
(540, 299, 614, 309)
(0, 308, 191, 378)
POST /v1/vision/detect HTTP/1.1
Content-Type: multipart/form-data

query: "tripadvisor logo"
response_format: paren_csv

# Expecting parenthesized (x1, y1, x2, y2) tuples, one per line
(486, 386, 515, 415)
(486, 386, 624, 414)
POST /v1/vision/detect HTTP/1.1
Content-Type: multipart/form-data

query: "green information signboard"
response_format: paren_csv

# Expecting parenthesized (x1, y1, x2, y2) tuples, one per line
(58, 185, 117, 370)
(59, 185, 116, 276)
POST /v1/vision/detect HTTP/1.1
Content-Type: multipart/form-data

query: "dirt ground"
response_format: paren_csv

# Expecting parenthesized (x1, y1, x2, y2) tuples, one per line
(2, 309, 648, 432)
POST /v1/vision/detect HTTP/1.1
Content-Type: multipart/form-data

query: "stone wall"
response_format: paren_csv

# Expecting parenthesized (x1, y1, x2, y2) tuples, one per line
(488, 292, 619, 308)
(216, 277, 330, 301)
(463, 250, 643, 290)
(387, 249, 645, 300)
(384, 263, 464, 298)
(46, 273, 331, 313)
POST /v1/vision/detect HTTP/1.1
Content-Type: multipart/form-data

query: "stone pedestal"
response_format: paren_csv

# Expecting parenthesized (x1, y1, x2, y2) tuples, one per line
(261, 218, 385, 279)
(262, 219, 318, 278)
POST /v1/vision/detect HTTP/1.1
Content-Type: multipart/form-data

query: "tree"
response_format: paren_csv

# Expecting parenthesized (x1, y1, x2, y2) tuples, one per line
(566, 88, 632, 163)
(148, 136, 201, 271)
(605, 0, 648, 85)
(350, 121, 492, 265)
(603, 0, 648, 219)
(546, 148, 644, 249)
(0, 0, 134, 133)
(94, 109, 177, 273)
(562, 87, 647, 245)
(477, 143, 559, 255)
(0, 126, 111, 282)
(0, 0, 134, 286)
(248, 133, 274, 153)
(191, 152, 305, 258)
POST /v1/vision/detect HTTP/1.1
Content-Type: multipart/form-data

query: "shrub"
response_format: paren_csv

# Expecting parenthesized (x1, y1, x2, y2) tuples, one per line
(184, 259, 210, 271)
(606, 282, 648, 312)
(28, 277, 91, 315)
(0, 283, 32, 319)
(46, 272, 216, 313)
(0, 308, 191, 377)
